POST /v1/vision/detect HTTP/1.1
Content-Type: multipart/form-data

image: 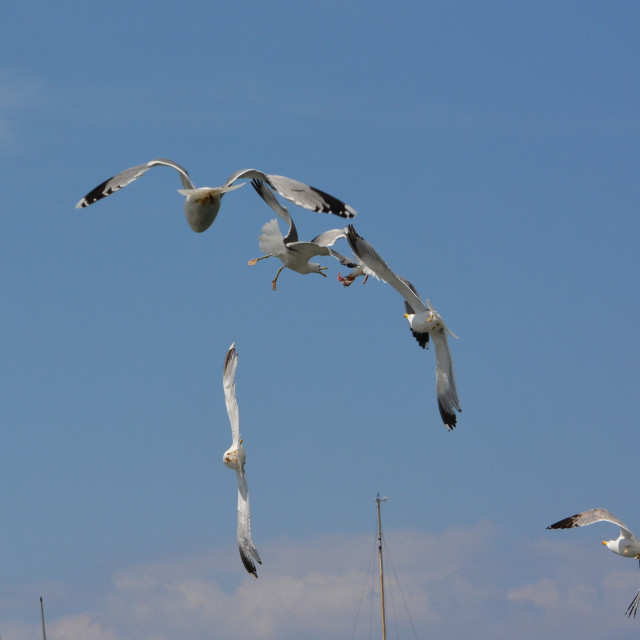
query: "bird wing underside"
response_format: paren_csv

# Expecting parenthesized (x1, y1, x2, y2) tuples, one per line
(345, 226, 427, 314)
(431, 328, 461, 429)
(547, 508, 635, 538)
(223, 343, 240, 444)
(250, 179, 298, 243)
(236, 468, 261, 578)
(76, 158, 194, 208)
(224, 169, 356, 218)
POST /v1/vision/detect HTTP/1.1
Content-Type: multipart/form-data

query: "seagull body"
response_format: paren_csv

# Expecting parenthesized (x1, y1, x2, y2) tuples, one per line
(345, 225, 461, 430)
(547, 508, 640, 617)
(75, 158, 357, 233)
(222, 343, 261, 578)
(248, 180, 354, 290)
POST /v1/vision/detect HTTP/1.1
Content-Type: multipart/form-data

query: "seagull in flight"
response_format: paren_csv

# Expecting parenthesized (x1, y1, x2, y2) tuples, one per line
(547, 508, 640, 617)
(248, 180, 356, 290)
(222, 342, 261, 578)
(345, 225, 461, 429)
(76, 158, 357, 233)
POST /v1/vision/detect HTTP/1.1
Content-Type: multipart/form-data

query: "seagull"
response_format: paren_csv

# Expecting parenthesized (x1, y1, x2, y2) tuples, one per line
(222, 342, 261, 578)
(345, 225, 461, 430)
(337, 255, 378, 287)
(75, 158, 357, 233)
(248, 180, 356, 290)
(547, 508, 640, 617)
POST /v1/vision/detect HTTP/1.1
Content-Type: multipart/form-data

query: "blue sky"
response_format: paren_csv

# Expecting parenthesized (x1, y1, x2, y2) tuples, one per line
(1, 1, 639, 638)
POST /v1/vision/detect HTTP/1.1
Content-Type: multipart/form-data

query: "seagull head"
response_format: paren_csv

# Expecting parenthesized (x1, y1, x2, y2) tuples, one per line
(301, 263, 327, 277)
(602, 537, 633, 556)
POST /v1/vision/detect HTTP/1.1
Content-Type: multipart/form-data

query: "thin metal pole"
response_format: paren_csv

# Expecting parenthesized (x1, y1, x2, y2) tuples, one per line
(376, 493, 388, 640)
(40, 597, 47, 640)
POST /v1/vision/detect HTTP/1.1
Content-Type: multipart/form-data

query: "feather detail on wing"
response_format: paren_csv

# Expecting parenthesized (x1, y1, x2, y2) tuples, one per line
(345, 226, 428, 314)
(430, 327, 461, 429)
(223, 343, 240, 446)
(75, 158, 194, 208)
(250, 179, 298, 243)
(225, 169, 356, 218)
(236, 465, 262, 578)
(547, 508, 637, 540)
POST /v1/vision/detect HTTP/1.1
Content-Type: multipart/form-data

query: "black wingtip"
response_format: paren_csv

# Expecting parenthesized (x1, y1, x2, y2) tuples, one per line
(239, 548, 259, 578)
(410, 328, 430, 349)
(77, 175, 118, 207)
(438, 401, 458, 430)
(308, 185, 356, 218)
(546, 514, 580, 530)
(224, 344, 236, 373)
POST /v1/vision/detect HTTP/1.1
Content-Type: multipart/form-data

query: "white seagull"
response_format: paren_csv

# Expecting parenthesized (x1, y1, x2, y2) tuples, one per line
(222, 342, 261, 578)
(345, 225, 461, 430)
(547, 508, 640, 617)
(75, 158, 357, 233)
(248, 180, 356, 290)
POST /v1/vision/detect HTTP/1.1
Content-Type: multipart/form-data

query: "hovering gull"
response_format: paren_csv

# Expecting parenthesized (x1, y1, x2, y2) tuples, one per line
(75, 158, 357, 233)
(248, 180, 355, 290)
(222, 342, 261, 578)
(547, 508, 640, 618)
(345, 225, 461, 430)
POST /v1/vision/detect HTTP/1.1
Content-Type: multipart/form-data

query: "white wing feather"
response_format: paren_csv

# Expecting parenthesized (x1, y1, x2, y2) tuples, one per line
(346, 226, 428, 314)
(236, 464, 262, 578)
(224, 169, 356, 218)
(223, 343, 240, 446)
(547, 508, 638, 540)
(75, 158, 194, 208)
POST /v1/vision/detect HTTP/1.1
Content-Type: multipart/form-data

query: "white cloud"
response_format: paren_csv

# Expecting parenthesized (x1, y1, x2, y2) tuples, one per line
(3, 523, 640, 640)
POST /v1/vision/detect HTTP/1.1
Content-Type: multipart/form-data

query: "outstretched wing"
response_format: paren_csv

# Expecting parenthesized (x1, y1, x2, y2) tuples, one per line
(250, 179, 297, 243)
(75, 158, 194, 208)
(225, 168, 356, 218)
(236, 464, 262, 578)
(547, 508, 636, 540)
(223, 343, 240, 446)
(430, 325, 461, 429)
(310, 228, 360, 266)
(345, 225, 429, 314)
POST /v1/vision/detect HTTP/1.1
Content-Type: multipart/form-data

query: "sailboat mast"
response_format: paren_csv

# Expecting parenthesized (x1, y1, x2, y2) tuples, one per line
(376, 493, 388, 640)
(40, 597, 47, 640)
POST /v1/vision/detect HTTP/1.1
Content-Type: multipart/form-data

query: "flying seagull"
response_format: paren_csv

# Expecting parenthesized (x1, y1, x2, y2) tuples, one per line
(345, 225, 461, 430)
(547, 508, 640, 617)
(336, 255, 378, 287)
(248, 180, 356, 290)
(75, 158, 357, 233)
(222, 342, 261, 578)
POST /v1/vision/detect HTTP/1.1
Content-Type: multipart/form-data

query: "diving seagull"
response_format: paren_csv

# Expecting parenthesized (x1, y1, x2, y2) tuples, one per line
(75, 158, 357, 233)
(345, 225, 461, 430)
(222, 342, 261, 578)
(547, 508, 640, 617)
(248, 180, 356, 290)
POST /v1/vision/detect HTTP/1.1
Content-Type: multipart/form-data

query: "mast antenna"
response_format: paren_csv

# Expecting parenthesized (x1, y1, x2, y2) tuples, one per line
(376, 493, 388, 640)
(40, 597, 47, 640)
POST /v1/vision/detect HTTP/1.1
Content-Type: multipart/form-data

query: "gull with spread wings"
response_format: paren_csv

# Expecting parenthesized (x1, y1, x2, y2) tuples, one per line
(248, 180, 356, 290)
(547, 508, 640, 618)
(222, 342, 261, 578)
(76, 158, 356, 233)
(345, 225, 461, 430)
